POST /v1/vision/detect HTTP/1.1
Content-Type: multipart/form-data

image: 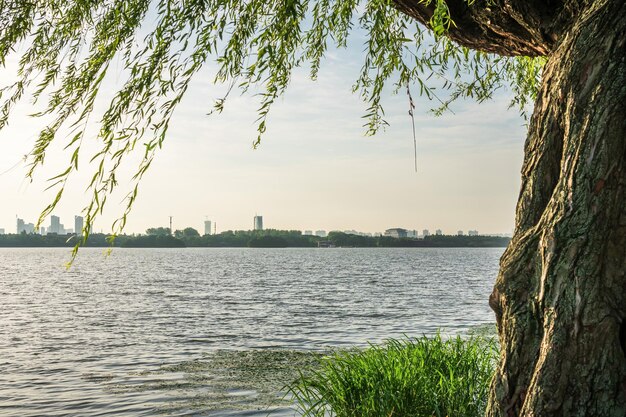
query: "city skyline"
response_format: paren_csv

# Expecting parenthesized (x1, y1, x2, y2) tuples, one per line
(13, 214, 85, 235)
(3, 212, 510, 237)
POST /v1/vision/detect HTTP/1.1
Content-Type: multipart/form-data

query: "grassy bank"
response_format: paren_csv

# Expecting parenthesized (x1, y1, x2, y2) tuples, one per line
(88, 332, 497, 416)
(289, 334, 497, 417)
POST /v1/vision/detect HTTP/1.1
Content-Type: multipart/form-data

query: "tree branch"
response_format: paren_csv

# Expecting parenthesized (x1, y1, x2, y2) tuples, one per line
(391, 0, 579, 57)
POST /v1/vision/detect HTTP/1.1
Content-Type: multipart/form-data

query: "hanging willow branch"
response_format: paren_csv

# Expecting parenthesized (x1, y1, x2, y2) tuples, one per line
(0, 0, 544, 261)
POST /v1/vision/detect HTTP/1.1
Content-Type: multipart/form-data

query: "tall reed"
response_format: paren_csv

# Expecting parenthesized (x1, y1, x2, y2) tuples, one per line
(288, 334, 497, 417)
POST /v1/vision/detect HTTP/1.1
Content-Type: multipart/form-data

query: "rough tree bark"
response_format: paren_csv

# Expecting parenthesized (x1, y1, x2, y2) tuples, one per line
(391, 0, 626, 415)
(487, 1, 626, 415)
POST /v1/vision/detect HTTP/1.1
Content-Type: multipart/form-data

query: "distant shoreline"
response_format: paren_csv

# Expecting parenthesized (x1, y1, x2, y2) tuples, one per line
(0, 231, 510, 249)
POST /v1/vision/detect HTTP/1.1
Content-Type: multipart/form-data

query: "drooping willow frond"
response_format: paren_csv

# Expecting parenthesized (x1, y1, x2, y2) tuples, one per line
(0, 0, 544, 260)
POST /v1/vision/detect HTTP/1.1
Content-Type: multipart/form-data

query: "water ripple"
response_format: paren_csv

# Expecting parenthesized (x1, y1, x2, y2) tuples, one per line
(0, 247, 501, 416)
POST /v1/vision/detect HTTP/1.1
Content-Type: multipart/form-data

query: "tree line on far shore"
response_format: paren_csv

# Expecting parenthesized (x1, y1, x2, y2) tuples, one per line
(0, 228, 510, 248)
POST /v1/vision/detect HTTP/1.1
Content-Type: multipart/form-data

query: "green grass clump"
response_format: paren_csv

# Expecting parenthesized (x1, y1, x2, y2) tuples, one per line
(288, 334, 497, 417)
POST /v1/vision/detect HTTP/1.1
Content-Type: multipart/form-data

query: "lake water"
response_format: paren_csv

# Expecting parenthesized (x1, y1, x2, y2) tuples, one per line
(0, 247, 502, 416)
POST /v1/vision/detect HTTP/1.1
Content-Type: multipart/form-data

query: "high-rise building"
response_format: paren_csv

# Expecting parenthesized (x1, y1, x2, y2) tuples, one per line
(422, 229, 430, 237)
(254, 215, 263, 231)
(49, 215, 61, 234)
(204, 220, 212, 236)
(16, 218, 25, 234)
(74, 216, 84, 235)
(303, 230, 313, 235)
(16, 218, 38, 234)
(315, 230, 327, 237)
(468, 230, 479, 236)
(457, 230, 464, 236)
(0, 228, 5, 235)
(435, 229, 443, 236)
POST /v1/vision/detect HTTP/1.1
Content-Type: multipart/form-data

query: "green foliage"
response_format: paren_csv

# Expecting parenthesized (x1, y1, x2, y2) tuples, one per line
(174, 227, 200, 238)
(289, 334, 497, 417)
(0, 232, 99, 247)
(327, 231, 378, 247)
(247, 235, 289, 247)
(0, 229, 510, 248)
(0, 0, 544, 251)
(0, 232, 185, 248)
(146, 227, 171, 236)
(327, 231, 510, 247)
(121, 234, 185, 248)
(191, 229, 319, 247)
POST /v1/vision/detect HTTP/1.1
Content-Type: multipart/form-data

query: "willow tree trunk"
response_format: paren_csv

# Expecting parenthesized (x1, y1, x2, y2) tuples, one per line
(486, 1, 626, 416)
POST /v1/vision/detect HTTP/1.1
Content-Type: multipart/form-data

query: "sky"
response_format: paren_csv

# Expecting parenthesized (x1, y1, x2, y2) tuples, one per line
(0, 33, 528, 236)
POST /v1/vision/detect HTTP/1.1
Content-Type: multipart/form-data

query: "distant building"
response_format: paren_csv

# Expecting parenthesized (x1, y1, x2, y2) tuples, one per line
(384, 228, 408, 238)
(0, 228, 4, 235)
(422, 229, 430, 237)
(75, 216, 84, 235)
(204, 220, 212, 235)
(435, 229, 443, 236)
(406, 230, 418, 238)
(315, 230, 327, 237)
(253, 215, 263, 231)
(49, 215, 61, 234)
(482, 233, 506, 237)
(468, 230, 479, 236)
(457, 230, 464, 236)
(40, 227, 46, 235)
(303, 230, 313, 235)
(17, 219, 35, 234)
(16, 218, 36, 234)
